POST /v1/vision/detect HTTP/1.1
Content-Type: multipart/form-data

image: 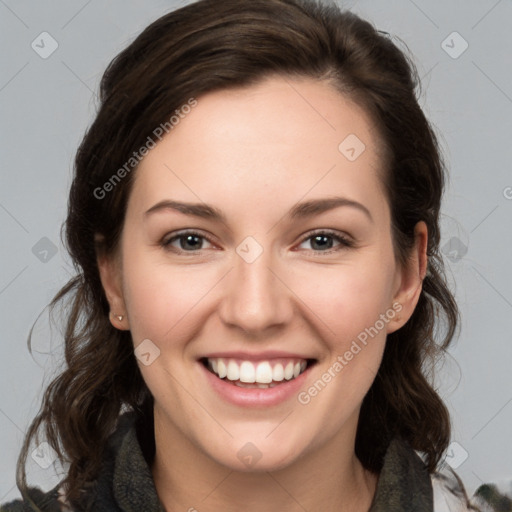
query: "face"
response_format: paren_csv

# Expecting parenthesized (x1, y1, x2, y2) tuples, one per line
(99, 75, 425, 472)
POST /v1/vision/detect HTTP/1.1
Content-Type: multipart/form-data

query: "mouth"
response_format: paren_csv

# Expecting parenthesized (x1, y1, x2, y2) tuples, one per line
(199, 357, 317, 389)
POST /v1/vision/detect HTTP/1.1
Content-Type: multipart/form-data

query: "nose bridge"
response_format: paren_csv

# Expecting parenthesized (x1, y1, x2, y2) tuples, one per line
(219, 238, 292, 333)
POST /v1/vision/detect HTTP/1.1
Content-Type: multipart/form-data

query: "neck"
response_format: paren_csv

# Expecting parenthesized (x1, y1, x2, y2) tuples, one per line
(151, 410, 378, 512)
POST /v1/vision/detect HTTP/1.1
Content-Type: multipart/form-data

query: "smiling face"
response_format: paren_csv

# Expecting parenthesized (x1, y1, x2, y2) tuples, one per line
(98, 75, 426, 474)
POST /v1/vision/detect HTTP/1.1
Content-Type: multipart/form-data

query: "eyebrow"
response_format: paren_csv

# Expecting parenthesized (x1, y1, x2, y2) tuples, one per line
(144, 196, 373, 223)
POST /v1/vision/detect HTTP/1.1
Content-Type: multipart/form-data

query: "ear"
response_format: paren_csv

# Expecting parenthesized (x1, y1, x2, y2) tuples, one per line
(387, 221, 428, 334)
(97, 248, 130, 331)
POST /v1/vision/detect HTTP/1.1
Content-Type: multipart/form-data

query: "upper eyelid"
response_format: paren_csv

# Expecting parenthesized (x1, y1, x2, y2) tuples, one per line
(298, 229, 352, 242)
(296, 231, 354, 251)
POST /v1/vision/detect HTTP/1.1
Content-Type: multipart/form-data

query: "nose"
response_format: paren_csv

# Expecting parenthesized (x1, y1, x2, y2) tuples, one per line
(218, 246, 294, 335)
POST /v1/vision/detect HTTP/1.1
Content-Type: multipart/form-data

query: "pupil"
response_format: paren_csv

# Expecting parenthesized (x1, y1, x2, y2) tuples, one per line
(312, 235, 332, 250)
(181, 235, 202, 250)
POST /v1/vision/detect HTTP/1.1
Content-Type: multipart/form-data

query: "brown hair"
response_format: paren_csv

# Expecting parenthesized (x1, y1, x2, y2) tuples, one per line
(17, 0, 458, 505)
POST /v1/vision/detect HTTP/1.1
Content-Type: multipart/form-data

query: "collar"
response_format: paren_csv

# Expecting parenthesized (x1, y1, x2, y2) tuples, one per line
(91, 413, 432, 511)
(369, 436, 433, 511)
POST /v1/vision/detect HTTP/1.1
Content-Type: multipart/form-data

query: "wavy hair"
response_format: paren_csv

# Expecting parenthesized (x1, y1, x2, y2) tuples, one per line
(17, 0, 459, 505)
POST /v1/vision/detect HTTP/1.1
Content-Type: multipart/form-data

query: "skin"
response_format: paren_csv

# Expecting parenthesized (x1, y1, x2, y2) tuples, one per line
(98, 75, 427, 512)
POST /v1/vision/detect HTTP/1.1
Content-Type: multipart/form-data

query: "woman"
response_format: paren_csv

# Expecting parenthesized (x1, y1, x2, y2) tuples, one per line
(1, 0, 509, 510)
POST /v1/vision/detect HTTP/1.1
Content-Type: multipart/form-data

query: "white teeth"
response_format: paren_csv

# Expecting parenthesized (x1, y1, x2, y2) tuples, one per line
(255, 362, 273, 383)
(273, 363, 284, 382)
(239, 361, 256, 383)
(284, 362, 294, 380)
(217, 359, 227, 378)
(206, 357, 309, 384)
(227, 360, 239, 381)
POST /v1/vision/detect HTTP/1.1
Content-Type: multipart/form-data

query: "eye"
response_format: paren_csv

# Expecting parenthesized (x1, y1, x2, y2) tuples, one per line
(161, 230, 215, 253)
(297, 230, 354, 253)
(161, 229, 354, 255)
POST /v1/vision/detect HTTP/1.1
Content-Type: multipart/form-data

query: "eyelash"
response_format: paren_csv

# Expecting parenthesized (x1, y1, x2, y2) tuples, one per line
(161, 229, 354, 255)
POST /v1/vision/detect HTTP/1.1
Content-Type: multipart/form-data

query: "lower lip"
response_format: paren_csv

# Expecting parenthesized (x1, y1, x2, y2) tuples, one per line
(198, 360, 313, 407)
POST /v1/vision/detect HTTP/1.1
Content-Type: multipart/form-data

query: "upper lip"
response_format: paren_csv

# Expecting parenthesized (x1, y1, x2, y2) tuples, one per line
(200, 350, 316, 361)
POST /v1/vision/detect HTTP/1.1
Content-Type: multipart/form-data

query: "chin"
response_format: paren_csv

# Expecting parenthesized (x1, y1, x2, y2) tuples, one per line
(204, 436, 305, 473)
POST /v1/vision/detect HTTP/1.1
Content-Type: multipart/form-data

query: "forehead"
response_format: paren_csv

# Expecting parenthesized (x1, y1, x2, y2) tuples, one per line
(130, 75, 388, 220)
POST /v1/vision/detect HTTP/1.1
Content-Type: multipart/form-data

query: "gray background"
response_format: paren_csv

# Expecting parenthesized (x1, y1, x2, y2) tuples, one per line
(1, 0, 511, 502)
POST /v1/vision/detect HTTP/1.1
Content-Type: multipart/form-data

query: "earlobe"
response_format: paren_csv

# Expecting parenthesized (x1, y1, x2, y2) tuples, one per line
(109, 311, 128, 330)
(388, 221, 428, 333)
(97, 251, 129, 330)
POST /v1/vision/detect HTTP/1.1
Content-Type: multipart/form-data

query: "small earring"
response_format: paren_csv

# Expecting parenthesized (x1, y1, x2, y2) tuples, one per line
(111, 312, 124, 321)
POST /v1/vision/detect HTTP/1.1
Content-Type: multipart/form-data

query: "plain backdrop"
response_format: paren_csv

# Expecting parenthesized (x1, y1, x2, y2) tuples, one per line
(1, 0, 511, 502)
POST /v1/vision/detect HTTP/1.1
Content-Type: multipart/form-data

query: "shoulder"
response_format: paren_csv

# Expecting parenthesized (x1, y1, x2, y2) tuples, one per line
(472, 479, 512, 512)
(0, 412, 146, 512)
(431, 466, 475, 511)
(0, 485, 67, 511)
(431, 465, 512, 512)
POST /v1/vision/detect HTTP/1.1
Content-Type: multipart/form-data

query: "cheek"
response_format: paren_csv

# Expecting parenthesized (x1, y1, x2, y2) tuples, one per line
(125, 273, 209, 343)
(290, 254, 396, 404)
(123, 240, 223, 347)
(292, 257, 395, 341)
(291, 267, 393, 441)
